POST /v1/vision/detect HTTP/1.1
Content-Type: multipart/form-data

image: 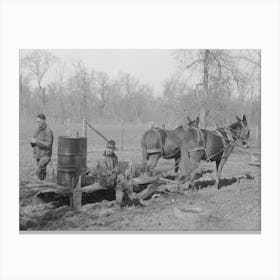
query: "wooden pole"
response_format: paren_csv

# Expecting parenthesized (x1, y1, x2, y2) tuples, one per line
(83, 119, 87, 138)
(69, 177, 75, 208)
(73, 175, 82, 212)
(121, 120, 124, 151)
(85, 120, 109, 142)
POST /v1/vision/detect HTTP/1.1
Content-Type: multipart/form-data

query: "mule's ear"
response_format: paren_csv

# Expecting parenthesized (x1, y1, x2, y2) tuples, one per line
(242, 115, 247, 125)
(236, 115, 242, 122)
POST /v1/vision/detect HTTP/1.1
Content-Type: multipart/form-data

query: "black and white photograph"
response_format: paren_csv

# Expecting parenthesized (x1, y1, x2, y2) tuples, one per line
(1, 1, 280, 280)
(19, 49, 261, 232)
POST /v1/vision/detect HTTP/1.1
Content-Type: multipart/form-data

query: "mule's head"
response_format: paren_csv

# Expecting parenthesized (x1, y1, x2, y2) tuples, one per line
(187, 116, 200, 128)
(231, 115, 250, 148)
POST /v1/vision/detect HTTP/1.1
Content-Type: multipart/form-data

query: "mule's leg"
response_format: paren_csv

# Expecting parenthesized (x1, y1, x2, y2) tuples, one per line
(147, 153, 161, 175)
(215, 158, 221, 171)
(215, 148, 233, 189)
(186, 162, 200, 191)
(142, 147, 148, 172)
(187, 151, 203, 191)
(177, 156, 200, 192)
(179, 142, 190, 179)
(215, 158, 226, 189)
(174, 155, 181, 174)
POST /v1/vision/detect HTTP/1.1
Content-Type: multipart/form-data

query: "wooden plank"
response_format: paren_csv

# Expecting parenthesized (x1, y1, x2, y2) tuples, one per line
(73, 175, 82, 211)
(24, 184, 72, 194)
(81, 183, 106, 193)
(36, 187, 71, 194)
(158, 177, 179, 185)
(24, 181, 63, 189)
(130, 176, 158, 185)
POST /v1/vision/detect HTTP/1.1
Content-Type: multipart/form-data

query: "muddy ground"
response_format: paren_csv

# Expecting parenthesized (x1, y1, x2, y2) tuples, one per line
(19, 122, 261, 232)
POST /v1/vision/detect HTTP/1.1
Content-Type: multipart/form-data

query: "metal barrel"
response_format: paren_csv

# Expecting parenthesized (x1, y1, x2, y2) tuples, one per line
(57, 136, 87, 187)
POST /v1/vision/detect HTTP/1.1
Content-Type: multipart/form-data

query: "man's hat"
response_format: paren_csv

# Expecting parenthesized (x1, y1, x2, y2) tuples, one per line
(37, 113, 46, 120)
(106, 140, 116, 150)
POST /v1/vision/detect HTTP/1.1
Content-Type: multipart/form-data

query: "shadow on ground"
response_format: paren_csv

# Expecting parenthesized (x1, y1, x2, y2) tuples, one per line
(193, 173, 254, 190)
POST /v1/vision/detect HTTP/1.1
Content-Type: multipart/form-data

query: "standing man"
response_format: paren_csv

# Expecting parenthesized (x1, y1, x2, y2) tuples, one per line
(30, 114, 54, 180)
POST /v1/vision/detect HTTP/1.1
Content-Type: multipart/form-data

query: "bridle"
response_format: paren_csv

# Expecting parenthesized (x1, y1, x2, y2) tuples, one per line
(228, 126, 250, 146)
(197, 124, 249, 162)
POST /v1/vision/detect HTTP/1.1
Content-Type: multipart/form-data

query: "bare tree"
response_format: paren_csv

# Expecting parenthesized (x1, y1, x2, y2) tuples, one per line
(173, 49, 243, 128)
(93, 71, 110, 118)
(71, 60, 91, 120)
(22, 50, 57, 114)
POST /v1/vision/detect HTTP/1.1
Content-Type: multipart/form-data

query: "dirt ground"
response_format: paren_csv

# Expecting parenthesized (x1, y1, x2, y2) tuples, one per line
(19, 122, 261, 232)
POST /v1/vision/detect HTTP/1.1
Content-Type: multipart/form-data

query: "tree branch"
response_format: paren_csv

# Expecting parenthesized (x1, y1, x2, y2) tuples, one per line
(184, 59, 204, 71)
(237, 56, 261, 67)
(211, 53, 222, 80)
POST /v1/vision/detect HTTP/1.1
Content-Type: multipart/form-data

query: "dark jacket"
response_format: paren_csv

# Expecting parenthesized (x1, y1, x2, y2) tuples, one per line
(96, 152, 121, 176)
(94, 152, 121, 188)
(33, 124, 54, 159)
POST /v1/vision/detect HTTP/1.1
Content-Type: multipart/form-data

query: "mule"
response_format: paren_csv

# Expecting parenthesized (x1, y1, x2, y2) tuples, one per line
(141, 117, 200, 174)
(179, 115, 250, 190)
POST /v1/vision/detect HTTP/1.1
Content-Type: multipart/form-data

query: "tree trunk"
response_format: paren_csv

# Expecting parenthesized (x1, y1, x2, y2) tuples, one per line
(83, 92, 87, 120)
(41, 87, 47, 114)
(248, 86, 253, 124)
(200, 50, 210, 128)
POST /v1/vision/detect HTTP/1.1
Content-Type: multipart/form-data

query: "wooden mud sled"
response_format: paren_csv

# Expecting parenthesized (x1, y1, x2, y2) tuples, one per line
(24, 173, 178, 211)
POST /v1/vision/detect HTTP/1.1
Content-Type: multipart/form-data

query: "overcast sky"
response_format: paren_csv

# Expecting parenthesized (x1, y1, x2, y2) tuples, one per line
(20, 49, 178, 95)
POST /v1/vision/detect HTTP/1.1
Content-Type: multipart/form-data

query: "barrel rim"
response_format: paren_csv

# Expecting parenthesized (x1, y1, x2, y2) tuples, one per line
(58, 136, 87, 140)
(57, 153, 87, 156)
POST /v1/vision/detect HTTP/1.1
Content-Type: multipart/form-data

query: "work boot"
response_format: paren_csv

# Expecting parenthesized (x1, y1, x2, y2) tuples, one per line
(132, 198, 145, 207)
(38, 171, 46, 181)
(115, 189, 124, 208)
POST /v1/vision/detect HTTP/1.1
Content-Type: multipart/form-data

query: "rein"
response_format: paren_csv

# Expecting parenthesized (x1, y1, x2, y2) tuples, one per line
(198, 126, 245, 162)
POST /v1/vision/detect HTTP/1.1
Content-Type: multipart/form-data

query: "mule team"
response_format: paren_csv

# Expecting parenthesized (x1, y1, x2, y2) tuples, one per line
(141, 114, 249, 191)
(30, 114, 250, 207)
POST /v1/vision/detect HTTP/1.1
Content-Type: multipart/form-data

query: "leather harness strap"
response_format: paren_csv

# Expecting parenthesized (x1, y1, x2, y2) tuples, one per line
(191, 127, 235, 162)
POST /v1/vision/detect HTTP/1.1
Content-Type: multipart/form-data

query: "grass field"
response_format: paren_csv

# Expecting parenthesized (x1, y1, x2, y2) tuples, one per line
(19, 120, 261, 231)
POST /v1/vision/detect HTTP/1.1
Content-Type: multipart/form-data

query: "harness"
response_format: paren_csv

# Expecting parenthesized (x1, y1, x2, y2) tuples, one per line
(146, 128, 163, 154)
(192, 127, 239, 162)
(146, 128, 181, 159)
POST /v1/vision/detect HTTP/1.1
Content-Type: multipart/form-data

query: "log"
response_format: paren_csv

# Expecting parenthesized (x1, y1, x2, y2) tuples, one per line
(81, 183, 106, 193)
(158, 177, 179, 185)
(137, 182, 161, 200)
(129, 176, 158, 185)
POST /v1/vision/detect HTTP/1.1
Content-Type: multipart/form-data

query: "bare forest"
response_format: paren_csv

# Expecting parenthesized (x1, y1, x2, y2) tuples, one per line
(19, 50, 260, 134)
